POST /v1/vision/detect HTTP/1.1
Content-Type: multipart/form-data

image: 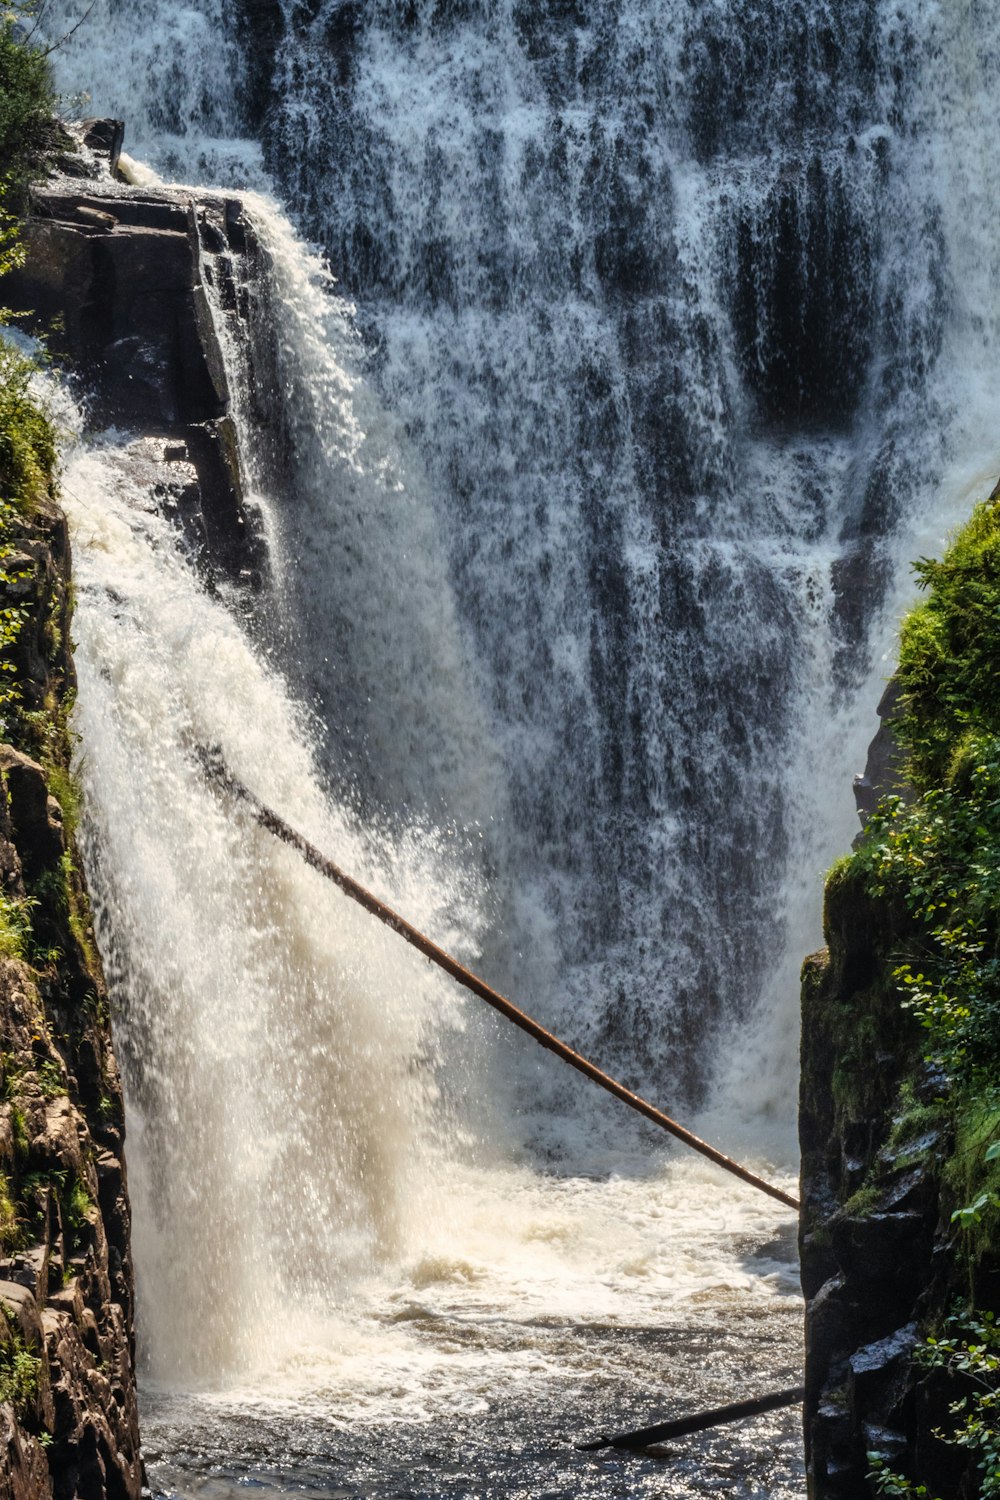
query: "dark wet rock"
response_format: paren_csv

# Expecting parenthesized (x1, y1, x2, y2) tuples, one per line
(849, 1323, 918, 1386)
(0, 748, 65, 883)
(804, 1276, 853, 1386)
(831, 1215, 933, 1320)
(51, 119, 125, 182)
(853, 678, 909, 831)
(799, 721, 982, 1497)
(5, 169, 266, 590)
(80, 120, 125, 177)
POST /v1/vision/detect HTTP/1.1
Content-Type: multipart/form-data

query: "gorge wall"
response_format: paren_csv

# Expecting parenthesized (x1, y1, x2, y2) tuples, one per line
(0, 441, 141, 1498)
(799, 850, 951, 1497)
(800, 513, 1000, 1499)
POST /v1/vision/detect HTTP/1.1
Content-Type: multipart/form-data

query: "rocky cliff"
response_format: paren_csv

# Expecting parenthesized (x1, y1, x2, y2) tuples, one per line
(799, 853, 950, 1497)
(0, 489, 141, 1499)
(6, 124, 267, 593)
(800, 522, 1000, 1498)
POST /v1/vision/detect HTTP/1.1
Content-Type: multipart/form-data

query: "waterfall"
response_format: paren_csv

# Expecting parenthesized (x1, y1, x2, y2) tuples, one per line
(247, 0, 1000, 1116)
(59, 413, 493, 1380)
(35, 0, 1000, 1456)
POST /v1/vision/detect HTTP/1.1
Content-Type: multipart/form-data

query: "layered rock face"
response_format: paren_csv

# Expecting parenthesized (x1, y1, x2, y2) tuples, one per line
(799, 871, 939, 1497)
(6, 124, 268, 591)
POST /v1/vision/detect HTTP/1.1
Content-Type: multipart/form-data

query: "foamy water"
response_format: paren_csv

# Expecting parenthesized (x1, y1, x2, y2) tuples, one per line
(28, 0, 1000, 1492)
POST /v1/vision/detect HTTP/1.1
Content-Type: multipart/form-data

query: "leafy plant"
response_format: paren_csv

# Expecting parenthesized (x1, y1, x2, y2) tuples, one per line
(61, 1173, 91, 1250)
(0, 1339, 39, 1414)
(34, 1060, 63, 1099)
(894, 496, 1000, 790)
(0, 888, 34, 960)
(868, 1454, 938, 1498)
(870, 1310, 1000, 1499)
(861, 742, 1000, 1087)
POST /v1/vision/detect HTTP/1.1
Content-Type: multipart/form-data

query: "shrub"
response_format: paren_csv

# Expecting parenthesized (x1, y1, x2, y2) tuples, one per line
(0, 7, 54, 203)
(895, 496, 1000, 789)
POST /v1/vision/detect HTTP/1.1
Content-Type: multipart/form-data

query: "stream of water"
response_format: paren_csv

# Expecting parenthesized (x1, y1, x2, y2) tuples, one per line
(33, 0, 1000, 1493)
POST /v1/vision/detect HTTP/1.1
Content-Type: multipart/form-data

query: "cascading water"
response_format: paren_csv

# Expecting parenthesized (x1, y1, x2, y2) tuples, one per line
(31, 0, 1000, 1494)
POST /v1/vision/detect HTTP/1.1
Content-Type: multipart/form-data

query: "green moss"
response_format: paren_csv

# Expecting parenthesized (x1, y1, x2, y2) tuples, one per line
(44, 765, 80, 840)
(842, 1181, 882, 1218)
(8, 1103, 27, 1158)
(0, 1170, 20, 1252)
(830, 1004, 879, 1118)
(884, 1082, 946, 1164)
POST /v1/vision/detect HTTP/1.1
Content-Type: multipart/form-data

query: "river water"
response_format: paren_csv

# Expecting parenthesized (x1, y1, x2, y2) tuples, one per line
(36, 0, 1000, 1494)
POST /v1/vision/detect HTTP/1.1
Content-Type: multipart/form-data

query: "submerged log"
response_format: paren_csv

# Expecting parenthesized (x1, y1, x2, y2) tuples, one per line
(578, 1385, 805, 1452)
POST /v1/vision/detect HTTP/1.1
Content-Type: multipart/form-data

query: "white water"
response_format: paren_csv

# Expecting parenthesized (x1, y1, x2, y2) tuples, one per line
(30, 1, 1000, 1490)
(57, 408, 799, 1398)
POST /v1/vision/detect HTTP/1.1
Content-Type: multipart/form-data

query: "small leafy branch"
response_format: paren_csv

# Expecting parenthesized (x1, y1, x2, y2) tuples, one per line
(869, 1309, 1000, 1499)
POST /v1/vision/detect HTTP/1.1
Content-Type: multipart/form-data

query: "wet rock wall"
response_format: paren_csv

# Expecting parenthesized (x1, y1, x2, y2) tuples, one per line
(799, 707, 997, 1498)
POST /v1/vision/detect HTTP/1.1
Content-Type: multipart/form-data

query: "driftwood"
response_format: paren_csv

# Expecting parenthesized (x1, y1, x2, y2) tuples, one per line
(198, 746, 799, 1212)
(577, 1385, 805, 1452)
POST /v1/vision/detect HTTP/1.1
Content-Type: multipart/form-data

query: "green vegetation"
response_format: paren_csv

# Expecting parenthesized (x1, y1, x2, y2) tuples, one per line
(0, 1171, 19, 1252)
(19, 1166, 91, 1252)
(0, 17, 118, 1452)
(0, 3, 58, 736)
(870, 1310, 1000, 1499)
(8, 1103, 28, 1158)
(0, 887, 34, 959)
(0, 5, 54, 208)
(0, 346, 55, 507)
(893, 498, 1000, 789)
(0, 9, 97, 992)
(62, 1173, 92, 1248)
(0, 347, 58, 733)
(850, 493, 1000, 1494)
(34, 1059, 63, 1098)
(884, 1081, 945, 1164)
(858, 490, 1000, 1098)
(0, 1312, 39, 1415)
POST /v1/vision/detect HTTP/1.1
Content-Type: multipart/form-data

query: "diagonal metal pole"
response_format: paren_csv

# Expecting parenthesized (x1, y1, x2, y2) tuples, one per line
(198, 747, 799, 1212)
